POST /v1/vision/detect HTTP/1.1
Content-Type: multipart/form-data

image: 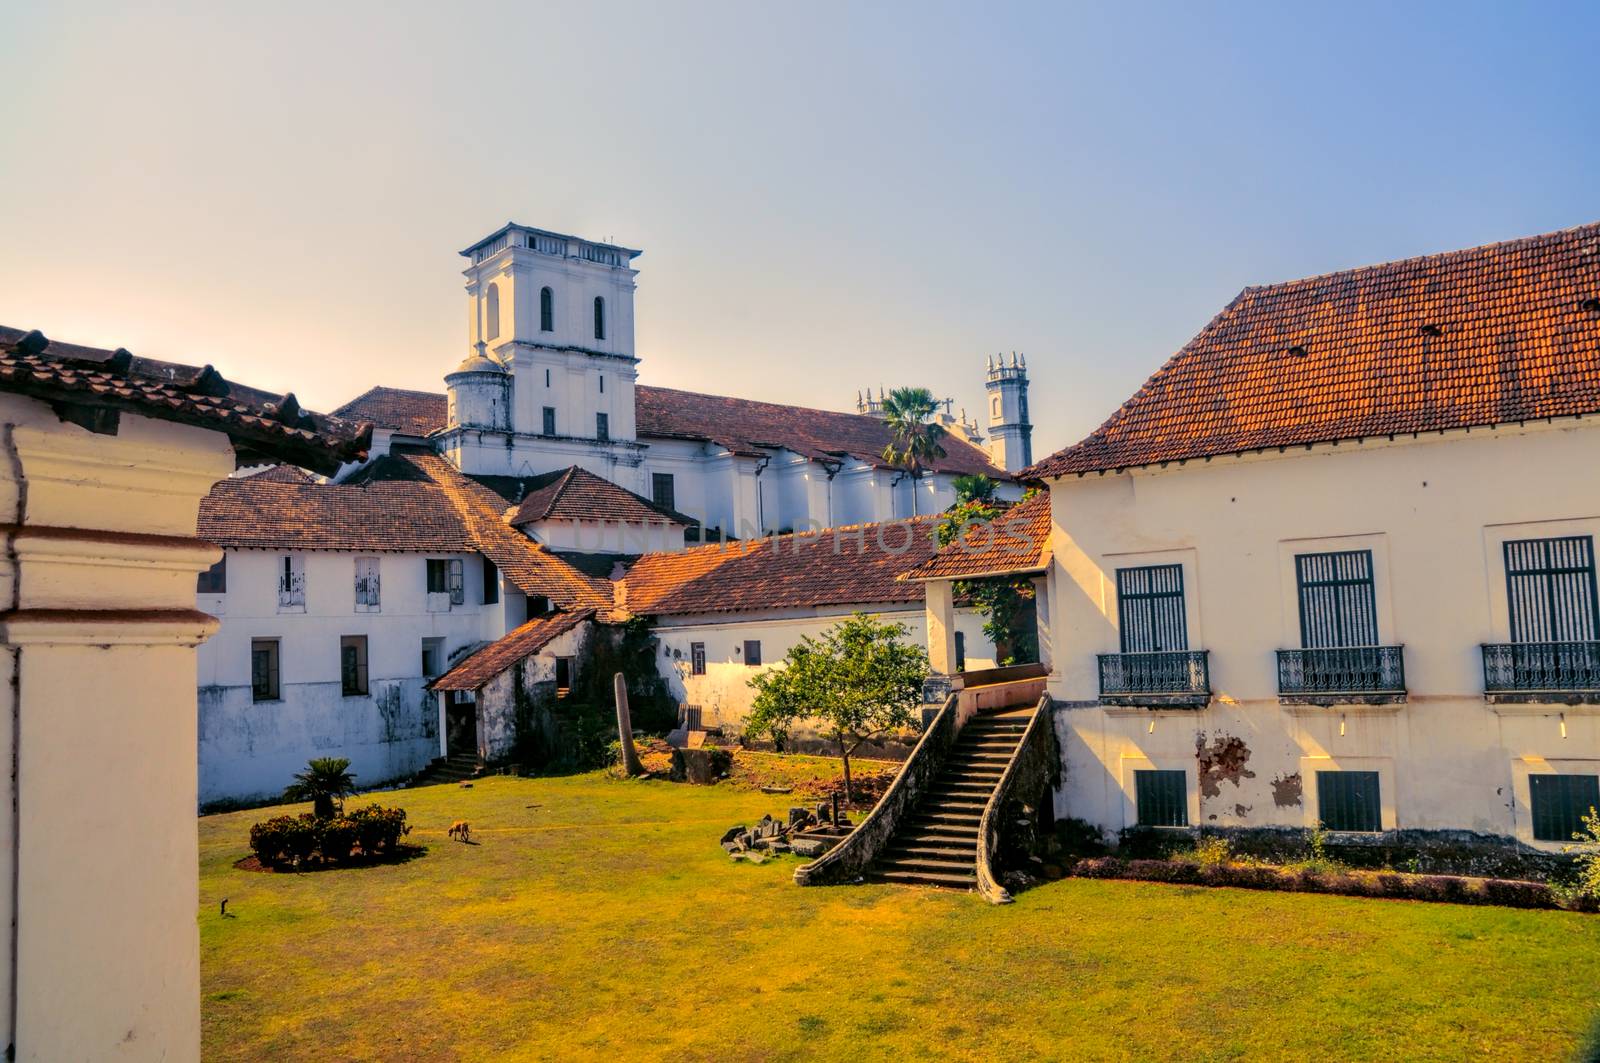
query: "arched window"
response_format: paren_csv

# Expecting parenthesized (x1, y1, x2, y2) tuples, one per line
(484, 282, 500, 341)
(593, 296, 606, 341)
(540, 287, 554, 332)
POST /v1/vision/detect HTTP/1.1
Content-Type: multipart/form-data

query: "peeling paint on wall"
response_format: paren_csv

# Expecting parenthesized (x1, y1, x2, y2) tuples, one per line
(1195, 731, 1256, 798)
(1271, 772, 1304, 807)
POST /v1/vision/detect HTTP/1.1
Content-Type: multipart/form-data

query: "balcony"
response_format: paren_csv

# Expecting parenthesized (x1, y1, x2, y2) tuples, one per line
(1482, 641, 1600, 704)
(1277, 646, 1406, 705)
(1097, 650, 1210, 708)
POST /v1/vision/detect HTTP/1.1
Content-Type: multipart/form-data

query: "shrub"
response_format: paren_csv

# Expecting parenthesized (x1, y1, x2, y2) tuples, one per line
(317, 817, 359, 862)
(1188, 836, 1231, 868)
(348, 804, 410, 854)
(248, 814, 319, 867)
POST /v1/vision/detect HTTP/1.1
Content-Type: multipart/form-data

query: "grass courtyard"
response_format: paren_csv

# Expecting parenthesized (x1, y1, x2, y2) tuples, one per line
(201, 766, 1600, 1062)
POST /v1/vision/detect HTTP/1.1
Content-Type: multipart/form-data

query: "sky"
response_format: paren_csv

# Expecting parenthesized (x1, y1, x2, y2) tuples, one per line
(3, 2, 1599, 458)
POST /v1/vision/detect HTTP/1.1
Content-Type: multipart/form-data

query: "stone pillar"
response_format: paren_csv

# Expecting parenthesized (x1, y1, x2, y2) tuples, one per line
(0, 393, 235, 1062)
(925, 578, 959, 677)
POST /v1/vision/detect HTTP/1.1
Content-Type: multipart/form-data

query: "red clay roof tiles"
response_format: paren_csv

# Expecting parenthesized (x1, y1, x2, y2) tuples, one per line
(618, 516, 942, 617)
(332, 387, 448, 436)
(1025, 221, 1600, 479)
(509, 465, 691, 526)
(901, 493, 1052, 581)
(0, 326, 370, 474)
(430, 609, 595, 692)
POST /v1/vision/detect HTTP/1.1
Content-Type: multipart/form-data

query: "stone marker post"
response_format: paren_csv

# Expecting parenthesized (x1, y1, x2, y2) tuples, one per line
(613, 672, 645, 776)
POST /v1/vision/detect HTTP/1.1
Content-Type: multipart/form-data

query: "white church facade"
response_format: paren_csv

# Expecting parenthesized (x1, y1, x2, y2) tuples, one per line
(194, 222, 1027, 804)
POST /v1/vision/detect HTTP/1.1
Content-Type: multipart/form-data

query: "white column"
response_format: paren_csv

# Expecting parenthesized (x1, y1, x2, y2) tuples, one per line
(925, 579, 959, 676)
(0, 394, 235, 1063)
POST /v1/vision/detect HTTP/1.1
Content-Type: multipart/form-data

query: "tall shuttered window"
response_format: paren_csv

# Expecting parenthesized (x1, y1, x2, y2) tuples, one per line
(1296, 550, 1379, 648)
(340, 635, 369, 696)
(1316, 770, 1382, 832)
(690, 642, 706, 676)
(1529, 773, 1600, 842)
(1116, 565, 1187, 653)
(1134, 770, 1188, 827)
(593, 296, 606, 340)
(251, 639, 281, 702)
(596, 413, 610, 442)
(1504, 536, 1600, 643)
(481, 556, 499, 605)
(652, 473, 676, 512)
(540, 286, 554, 332)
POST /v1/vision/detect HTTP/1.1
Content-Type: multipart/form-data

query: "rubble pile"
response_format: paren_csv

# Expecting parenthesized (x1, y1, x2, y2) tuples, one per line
(719, 801, 854, 863)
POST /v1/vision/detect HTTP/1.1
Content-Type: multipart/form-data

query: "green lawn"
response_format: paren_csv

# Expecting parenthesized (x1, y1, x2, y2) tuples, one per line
(200, 771, 1600, 1062)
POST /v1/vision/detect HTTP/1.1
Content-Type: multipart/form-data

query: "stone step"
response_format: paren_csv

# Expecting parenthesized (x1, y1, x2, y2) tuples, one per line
(883, 842, 978, 860)
(908, 810, 983, 826)
(919, 796, 988, 811)
(874, 854, 975, 876)
(866, 869, 977, 888)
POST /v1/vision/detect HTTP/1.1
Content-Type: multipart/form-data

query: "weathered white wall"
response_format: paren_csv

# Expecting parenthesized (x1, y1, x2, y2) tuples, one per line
(1042, 419, 1600, 848)
(523, 517, 685, 556)
(474, 624, 590, 761)
(0, 390, 242, 1061)
(197, 548, 503, 803)
(652, 604, 996, 732)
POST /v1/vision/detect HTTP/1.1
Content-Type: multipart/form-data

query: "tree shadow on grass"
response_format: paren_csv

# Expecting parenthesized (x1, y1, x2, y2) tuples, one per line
(1578, 1012, 1600, 1063)
(233, 844, 429, 874)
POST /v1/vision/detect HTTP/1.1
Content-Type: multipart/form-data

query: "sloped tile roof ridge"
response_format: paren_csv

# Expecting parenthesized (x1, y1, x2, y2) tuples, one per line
(429, 608, 596, 692)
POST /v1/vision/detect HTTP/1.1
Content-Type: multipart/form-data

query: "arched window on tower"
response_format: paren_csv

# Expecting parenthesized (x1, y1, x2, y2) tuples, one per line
(593, 296, 606, 341)
(540, 287, 554, 332)
(485, 282, 500, 342)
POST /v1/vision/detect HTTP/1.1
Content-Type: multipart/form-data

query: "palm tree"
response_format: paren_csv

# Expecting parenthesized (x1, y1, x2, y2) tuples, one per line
(284, 757, 357, 819)
(951, 473, 998, 505)
(880, 387, 947, 515)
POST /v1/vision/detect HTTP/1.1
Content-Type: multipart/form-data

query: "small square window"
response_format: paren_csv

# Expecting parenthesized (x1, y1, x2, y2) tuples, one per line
(197, 555, 227, 594)
(1316, 770, 1382, 833)
(1134, 769, 1188, 827)
(1530, 773, 1600, 842)
(744, 640, 762, 667)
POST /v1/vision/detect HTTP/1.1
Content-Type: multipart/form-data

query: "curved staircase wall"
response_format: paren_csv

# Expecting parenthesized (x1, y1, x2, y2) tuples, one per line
(793, 692, 962, 887)
(976, 694, 1060, 904)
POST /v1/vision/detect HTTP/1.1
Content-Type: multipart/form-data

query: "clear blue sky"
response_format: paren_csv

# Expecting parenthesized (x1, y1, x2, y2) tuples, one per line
(2, 2, 1597, 457)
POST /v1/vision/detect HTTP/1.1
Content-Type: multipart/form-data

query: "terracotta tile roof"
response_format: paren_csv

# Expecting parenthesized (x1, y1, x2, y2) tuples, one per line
(332, 386, 448, 436)
(1027, 222, 1600, 479)
(617, 516, 941, 617)
(198, 450, 618, 617)
(0, 326, 370, 475)
(635, 384, 1002, 476)
(901, 493, 1053, 581)
(509, 465, 691, 526)
(338, 380, 1005, 478)
(199, 454, 475, 552)
(402, 451, 619, 618)
(430, 609, 595, 692)
(241, 464, 316, 484)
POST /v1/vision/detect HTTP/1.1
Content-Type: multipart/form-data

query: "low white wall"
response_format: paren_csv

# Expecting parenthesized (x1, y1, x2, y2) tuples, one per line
(651, 605, 996, 732)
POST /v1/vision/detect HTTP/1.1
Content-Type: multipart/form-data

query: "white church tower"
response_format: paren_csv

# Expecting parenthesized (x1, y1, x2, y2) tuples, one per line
(438, 223, 648, 485)
(985, 352, 1033, 472)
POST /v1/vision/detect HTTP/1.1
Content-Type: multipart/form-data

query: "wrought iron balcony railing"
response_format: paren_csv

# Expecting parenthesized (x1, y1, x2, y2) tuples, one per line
(1098, 650, 1210, 701)
(1277, 646, 1406, 697)
(1481, 641, 1600, 694)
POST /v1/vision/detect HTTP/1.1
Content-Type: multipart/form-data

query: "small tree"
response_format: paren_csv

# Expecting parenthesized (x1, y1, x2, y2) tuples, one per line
(283, 757, 357, 819)
(1567, 806, 1600, 899)
(951, 473, 998, 505)
(746, 613, 928, 802)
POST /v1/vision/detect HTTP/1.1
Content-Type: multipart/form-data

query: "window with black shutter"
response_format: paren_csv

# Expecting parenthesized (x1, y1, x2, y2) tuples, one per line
(340, 635, 369, 696)
(744, 640, 762, 667)
(1296, 551, 1379, 648)
(481, 556, 499, 604)
(1316, 770, 1382, 832)
(1134, 770, 1188, 827)
(251, 639, 281, 702)
(1529, 773, 1600, 842)
(652, 473, 676, 512)
(1504, 536, 1600, 643)
(1116, 565, 1187, 653)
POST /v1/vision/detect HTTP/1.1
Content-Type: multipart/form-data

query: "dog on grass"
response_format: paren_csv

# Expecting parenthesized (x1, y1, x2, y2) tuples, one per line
(447, 820, 471, 843)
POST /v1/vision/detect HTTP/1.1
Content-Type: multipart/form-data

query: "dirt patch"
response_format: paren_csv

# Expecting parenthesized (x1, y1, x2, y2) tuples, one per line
(628, 740, 897, 811)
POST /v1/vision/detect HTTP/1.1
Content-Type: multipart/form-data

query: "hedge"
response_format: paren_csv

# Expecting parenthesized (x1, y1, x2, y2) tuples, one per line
(1068, 856, 1598, 912)
(248, 804, 411, 869)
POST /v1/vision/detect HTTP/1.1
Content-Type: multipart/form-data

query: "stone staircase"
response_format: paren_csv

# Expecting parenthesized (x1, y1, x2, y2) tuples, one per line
(866, 706, 1035, 889)
(411, 752, 484, 787)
